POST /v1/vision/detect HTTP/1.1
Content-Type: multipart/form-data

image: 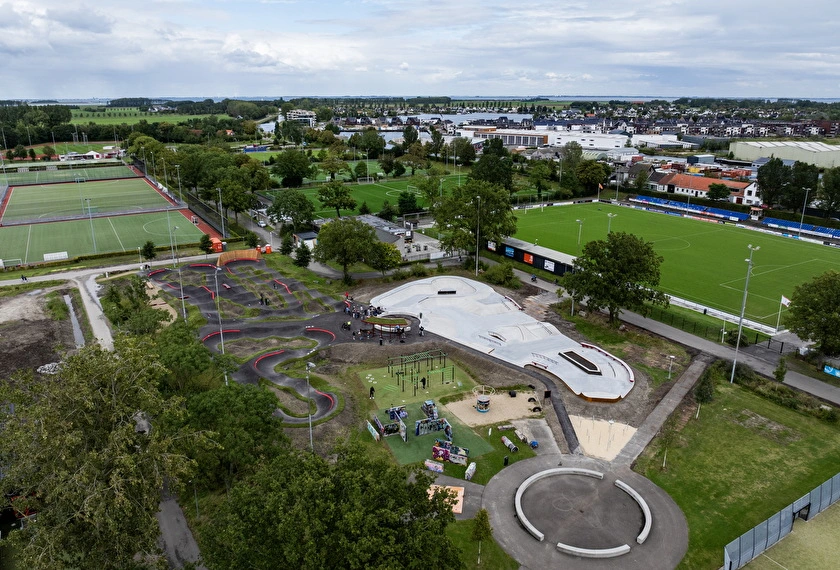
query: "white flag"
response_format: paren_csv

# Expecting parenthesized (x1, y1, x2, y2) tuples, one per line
(781, 295, 791, 307)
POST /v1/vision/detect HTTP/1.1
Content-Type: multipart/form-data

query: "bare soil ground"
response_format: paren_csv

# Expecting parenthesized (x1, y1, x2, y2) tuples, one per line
(0, 287, 77, 377)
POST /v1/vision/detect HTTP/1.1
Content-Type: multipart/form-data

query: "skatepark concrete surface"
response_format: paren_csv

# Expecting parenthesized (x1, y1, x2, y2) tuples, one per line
(371, 276, 635, 401)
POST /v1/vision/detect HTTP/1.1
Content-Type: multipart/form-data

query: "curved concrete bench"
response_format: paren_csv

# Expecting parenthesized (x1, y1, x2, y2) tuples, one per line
(556, 542, 631, 558)
(615, 480, 653, 544)
(515, 468, 604, 542)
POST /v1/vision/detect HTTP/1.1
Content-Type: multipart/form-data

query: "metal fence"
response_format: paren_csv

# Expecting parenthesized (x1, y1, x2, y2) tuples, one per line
(645, 305, 771, 345)
(723, 472, 840, 569)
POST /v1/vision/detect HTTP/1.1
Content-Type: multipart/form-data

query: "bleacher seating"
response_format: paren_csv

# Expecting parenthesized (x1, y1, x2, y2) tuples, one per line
(633, 196, 749, 221)
(762, 217, 840, 239)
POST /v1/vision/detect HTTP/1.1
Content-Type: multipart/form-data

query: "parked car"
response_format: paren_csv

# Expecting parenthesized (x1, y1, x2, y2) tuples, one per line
(258, 220, 267, 228)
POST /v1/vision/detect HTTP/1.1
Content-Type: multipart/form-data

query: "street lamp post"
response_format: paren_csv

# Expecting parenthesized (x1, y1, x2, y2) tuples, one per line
(137, 246, 142, 266)
(306, 362, 316, 452)
(730, 245, 760, 383)
(798, 188, 811, 238)
(213, 267, 228, 386)
(607, 213, 617, 234)
(169, 224, 179, 267)
(85, 198, 97, 253)
(475, 196, 481, 276)
(576, 219, 583, 250)
(668, 355, 675, 379)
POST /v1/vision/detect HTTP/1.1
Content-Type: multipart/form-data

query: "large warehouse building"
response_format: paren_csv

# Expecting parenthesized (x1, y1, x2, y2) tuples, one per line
(730, 140, 840, 169)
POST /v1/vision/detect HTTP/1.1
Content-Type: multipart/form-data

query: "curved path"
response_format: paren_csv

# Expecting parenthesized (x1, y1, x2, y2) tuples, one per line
(150, 260, 345, 422)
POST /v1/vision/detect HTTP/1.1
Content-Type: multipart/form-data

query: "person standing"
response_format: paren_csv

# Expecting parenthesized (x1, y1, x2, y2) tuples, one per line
(369, 386, 375, 400)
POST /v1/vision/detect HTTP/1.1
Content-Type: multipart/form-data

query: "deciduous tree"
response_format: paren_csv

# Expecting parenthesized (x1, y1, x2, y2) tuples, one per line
(432, 179, 517, 256)
(562, 231, 668, 324)
(756, 157, 789, 207)
(785, 270, 840, 355)
(267, 188, 315, 232)
(314, 217, 376, 283)
(819, 166, 840, 219)
(317, 180, 357, 218)
(707, 183, 732, 201)
(203, 442, 462, 570)
(0, 339, 201, 569)
(272, 149, 316, 187)
(368, 241, 402, 275)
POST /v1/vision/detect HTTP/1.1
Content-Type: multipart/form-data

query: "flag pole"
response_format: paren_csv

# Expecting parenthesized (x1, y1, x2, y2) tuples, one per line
(775, 297, 784, 332)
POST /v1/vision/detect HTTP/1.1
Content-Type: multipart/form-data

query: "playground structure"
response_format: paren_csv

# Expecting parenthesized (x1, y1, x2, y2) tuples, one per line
(387, 350, 454, 395)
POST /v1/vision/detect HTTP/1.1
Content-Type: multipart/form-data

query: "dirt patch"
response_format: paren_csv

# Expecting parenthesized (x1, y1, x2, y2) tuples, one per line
(146, 282, 179, 323)
(0, 289, 77, 376)
(730, 409, 801, 445)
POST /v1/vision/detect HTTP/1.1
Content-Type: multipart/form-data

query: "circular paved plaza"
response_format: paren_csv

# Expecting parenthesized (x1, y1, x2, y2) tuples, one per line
(483, 455, 688, 569)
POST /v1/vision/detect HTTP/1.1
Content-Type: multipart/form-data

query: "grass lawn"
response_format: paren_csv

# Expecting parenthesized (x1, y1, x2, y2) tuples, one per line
(744, 500, 840, 570)
(446, 518, 520, 570)
(2, 178, 164, 222)
(514, 202, 840, 325)
(267, 171, 466, 220)
(633, 376, 840, 570)
(0, 210, 205, 263)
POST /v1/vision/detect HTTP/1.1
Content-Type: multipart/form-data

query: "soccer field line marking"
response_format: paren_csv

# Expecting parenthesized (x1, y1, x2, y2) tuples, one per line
(760, 552, 788, 570)
(24, 224, 32, 264)
(108, 217, 126, 251)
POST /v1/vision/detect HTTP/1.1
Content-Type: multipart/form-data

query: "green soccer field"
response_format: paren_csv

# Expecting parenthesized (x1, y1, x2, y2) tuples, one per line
(2, 163, 137, 186)
(513, 203, 840, 325)
(0, 211, 205, 264)
(2, 178, 169, 223)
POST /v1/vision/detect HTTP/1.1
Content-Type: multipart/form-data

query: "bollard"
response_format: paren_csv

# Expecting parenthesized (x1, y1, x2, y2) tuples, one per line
(503, 455, 509, 466)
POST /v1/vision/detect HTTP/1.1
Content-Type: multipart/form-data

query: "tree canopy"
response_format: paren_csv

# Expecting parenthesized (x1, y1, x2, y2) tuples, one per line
(819, 166, 840, 219)
(756, 157, 789, 206)
(318, 180, 358, 218)
(431, 179, 517, 256)
(785, 270, 840, 355)
(203, 442, 463, 570)
(562, 231, 668, 323)
(469, 140, 514, 192)
(707, 183, 732, 201)
(267, 187, 315, 231)
(314, 217, 377, 283)
(0, 339, 201, 569)
(271, 149, 317, 187)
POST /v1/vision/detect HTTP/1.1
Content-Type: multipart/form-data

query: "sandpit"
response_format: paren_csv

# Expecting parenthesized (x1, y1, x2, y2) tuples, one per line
(443, 391, 543, 428)
(569, 415, 636, 461)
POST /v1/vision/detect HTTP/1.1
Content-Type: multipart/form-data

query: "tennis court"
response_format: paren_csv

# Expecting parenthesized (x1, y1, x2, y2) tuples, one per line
(0, 210, 205, 264)
(514, 202, 840, 326)
(1, 163, 137, 186)
(1, 178, 170, 223)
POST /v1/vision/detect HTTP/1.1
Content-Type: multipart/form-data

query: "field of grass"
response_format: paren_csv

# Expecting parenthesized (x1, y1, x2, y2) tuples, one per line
(2, 178, 167, 223)
(70, 107, 232, 125)
(1, 163, 137, 186)
(634, 376, 840, 570)
(514, 202, 840, 325)
(0, 210, 204, 263)
(269, 173, 465, 219)
(744, 500, 840, 569)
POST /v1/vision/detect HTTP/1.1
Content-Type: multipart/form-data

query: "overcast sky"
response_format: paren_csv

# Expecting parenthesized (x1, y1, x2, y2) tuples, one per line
(2, 0, 838, 100)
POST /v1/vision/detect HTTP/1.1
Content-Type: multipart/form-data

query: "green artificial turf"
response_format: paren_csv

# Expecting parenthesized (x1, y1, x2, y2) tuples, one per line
(514, 202, 840, 325)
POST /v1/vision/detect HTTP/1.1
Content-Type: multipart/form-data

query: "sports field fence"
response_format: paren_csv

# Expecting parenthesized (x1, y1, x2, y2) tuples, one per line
(643, 305, 773, 346)
(2, 162, 138, 186)
(723, 472, 840, 569)
(185, 189, 228, 238)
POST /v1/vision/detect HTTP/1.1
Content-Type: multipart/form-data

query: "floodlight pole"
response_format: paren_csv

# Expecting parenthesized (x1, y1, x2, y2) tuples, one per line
(576, 219, 583, 251)
(217, 187, 226, 238)
(475, 195, 481, 276)
(798, 188, 811, 238)
(214, 267, 228, 386)
(137, 246, 142, 266)
(306, 362, 316, 452)
(86, 198, 97, 253)
(607, 213, 617, 234)
(175, 164, 182, 205)
(730, 245, 760, 384)
(668, 355, 675, 379)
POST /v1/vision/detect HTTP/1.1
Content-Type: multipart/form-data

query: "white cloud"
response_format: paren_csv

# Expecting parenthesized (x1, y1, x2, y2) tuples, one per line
(0, 0, 838, 98)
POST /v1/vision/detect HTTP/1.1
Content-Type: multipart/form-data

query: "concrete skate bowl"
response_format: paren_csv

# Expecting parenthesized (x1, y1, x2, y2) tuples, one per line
(151, 261, 343, 424)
